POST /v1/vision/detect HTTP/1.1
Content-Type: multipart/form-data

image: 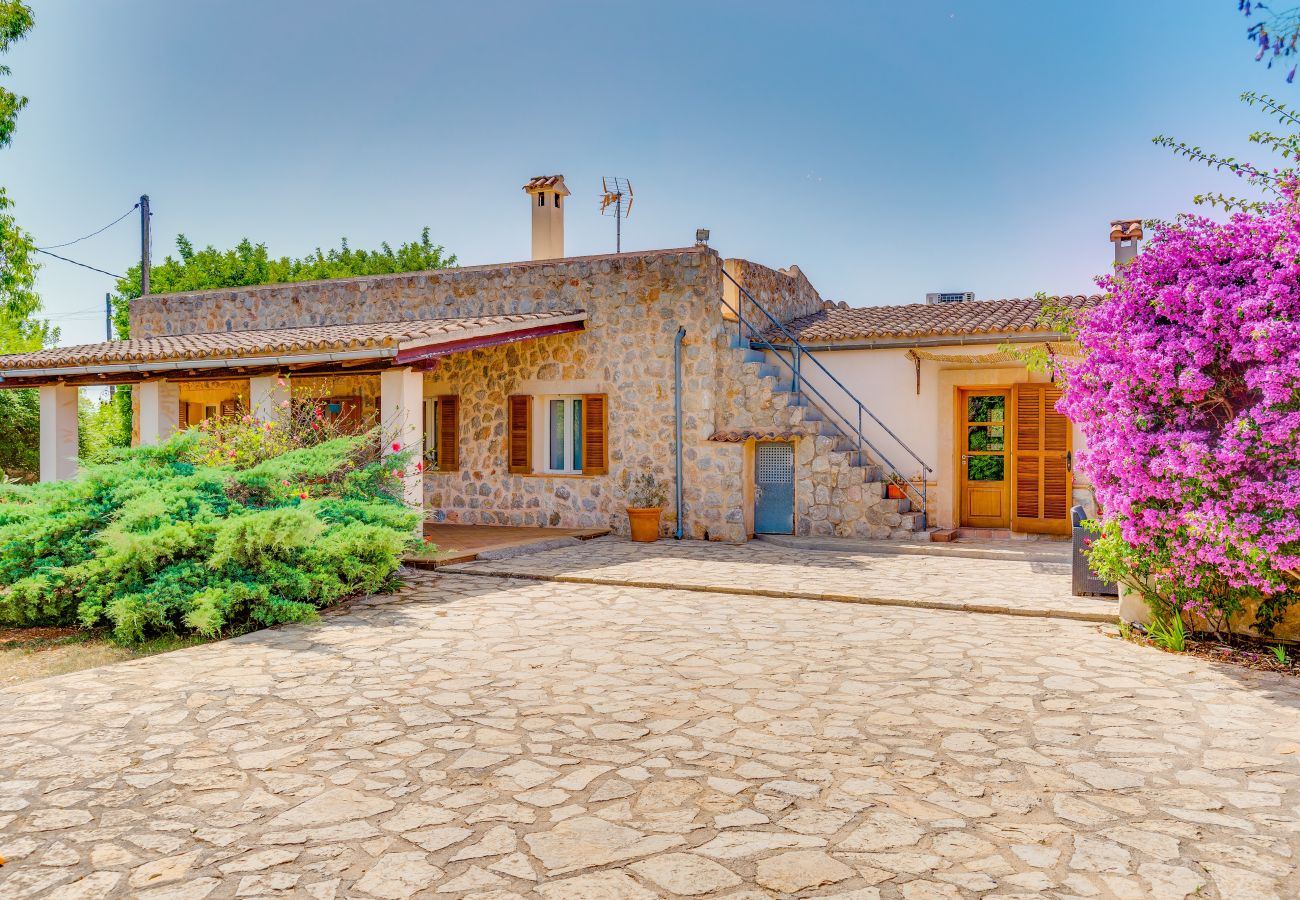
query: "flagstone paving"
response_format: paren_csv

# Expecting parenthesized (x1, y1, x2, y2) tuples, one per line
(444, 537, 1115, 623)
(2, 571, 1299, 899)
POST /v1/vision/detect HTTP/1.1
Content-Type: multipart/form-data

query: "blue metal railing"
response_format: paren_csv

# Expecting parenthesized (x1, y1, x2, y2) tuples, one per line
(722, 269, 933, 526)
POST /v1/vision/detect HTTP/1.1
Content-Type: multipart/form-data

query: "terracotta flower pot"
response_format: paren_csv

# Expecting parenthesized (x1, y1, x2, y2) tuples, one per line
(885, 483, 906, 500)
(627, 507, 662, 542)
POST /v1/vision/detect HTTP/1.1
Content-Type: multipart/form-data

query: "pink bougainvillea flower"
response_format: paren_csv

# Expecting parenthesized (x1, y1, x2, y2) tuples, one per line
(391, 469, 402, 478)
(1059, 190, 1300, 611)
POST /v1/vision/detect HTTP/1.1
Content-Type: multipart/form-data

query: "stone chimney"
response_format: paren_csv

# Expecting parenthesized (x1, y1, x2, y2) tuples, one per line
(523, 175, 569, 260)
(1110, 218, 1143, 266)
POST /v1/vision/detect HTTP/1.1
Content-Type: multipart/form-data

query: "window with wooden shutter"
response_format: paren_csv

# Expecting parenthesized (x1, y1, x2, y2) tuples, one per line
(1011, 384, 1071, 535)
(581, 393, 608, 476)
(437, 395, 460, 471)
(508, 395, 531, 474)
(220, 397, 240, 420)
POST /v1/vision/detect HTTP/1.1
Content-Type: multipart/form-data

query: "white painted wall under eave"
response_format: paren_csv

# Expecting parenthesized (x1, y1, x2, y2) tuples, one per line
(774, 342, 1092, 532)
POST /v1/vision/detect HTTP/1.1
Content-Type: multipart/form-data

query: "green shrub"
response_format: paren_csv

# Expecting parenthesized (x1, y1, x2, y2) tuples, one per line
(0, 421, 420, 644)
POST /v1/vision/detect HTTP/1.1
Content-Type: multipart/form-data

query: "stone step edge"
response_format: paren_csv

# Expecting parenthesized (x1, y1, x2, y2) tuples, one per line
(438, 566, 1115, 625)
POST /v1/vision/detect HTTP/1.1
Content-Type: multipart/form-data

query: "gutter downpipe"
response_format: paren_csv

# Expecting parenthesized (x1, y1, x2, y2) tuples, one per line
(674, 326, 686, 540)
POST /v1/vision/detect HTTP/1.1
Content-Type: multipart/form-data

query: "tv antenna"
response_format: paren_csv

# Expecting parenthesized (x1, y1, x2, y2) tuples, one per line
(600, 177, 633, 252)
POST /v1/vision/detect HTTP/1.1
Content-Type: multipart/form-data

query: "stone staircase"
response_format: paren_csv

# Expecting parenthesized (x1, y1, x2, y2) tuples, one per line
(732, 343, 927, 539)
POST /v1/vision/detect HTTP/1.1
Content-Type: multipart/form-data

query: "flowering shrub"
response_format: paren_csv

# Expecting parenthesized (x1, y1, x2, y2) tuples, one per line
(0, 411, 421, 644)
(1060, 199, 1300, 635)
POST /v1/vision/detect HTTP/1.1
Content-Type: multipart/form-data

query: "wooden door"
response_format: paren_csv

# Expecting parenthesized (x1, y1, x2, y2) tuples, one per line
(958, 389, 1010, 528)
(1011, 383, 1072, 535)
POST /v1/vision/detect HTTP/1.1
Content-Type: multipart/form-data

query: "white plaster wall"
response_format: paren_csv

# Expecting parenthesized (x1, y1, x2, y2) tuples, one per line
(783, 343, 1091, 530)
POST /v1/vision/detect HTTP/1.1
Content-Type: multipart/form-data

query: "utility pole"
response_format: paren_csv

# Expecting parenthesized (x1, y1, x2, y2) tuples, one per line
(139, 194, 151, 296)
(105, 292, 116, 399)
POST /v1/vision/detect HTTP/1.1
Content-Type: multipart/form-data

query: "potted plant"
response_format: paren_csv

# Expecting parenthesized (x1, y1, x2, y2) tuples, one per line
(884, 472, 908, 500)
(624, 472, 670, 542)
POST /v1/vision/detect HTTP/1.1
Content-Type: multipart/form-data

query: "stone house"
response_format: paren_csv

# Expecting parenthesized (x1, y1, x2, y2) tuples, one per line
(0, 177, 1119, 542)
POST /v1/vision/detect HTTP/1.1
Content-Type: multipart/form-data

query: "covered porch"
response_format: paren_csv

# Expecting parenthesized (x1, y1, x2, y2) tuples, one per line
(0, 310, 588, 523)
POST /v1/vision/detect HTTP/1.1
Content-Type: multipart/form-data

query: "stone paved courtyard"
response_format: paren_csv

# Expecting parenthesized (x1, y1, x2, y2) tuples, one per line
(2, 571, 1299, 899)
(444, 537, 1113, 623)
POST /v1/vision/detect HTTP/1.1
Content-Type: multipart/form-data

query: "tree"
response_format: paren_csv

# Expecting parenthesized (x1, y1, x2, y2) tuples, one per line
(0, 0, 33, 149)
(111, 230, 456, 337)
(0, 2, 52, 482)
(1058, 196, 1300, 637)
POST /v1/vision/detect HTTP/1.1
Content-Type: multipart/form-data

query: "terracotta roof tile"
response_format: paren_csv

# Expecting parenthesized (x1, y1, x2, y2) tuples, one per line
(0, 311, 584, 373)
(709, 427, 815, 443)
(766, 295, 1102, 345)
(1109, 219, 1143, 242)
(522, 175, 569, 193)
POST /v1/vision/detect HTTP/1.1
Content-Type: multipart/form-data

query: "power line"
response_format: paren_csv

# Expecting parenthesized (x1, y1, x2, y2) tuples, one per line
(33, 248, 124, 280)
(37, 203, 140, 250)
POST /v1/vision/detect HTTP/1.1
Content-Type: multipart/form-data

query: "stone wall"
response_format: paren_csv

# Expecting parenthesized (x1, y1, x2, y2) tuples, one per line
(722, 259, 824, 331)
(132, 248, 754, 541)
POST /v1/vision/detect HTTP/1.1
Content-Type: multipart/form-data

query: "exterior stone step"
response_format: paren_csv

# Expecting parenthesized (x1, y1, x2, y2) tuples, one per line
(740, 349, 766, 364)
(757, 364, 781, 379)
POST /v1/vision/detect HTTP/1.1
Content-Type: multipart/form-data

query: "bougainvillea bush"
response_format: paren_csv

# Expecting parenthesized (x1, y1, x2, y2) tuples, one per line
(1060, 198, 1300, 636)
(0, 410, 421, 645)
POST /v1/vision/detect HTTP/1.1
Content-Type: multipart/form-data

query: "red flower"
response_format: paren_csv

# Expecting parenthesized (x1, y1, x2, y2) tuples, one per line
(415, 461, 424, 472)
(391, 442, 402, 452)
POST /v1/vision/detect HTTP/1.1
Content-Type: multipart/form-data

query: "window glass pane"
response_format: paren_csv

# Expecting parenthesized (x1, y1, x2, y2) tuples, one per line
(967, 395, 1005, 423)
(572, 399, 583, 470)
(967, 456, 1005, 481)
(549, 400, 566, 471)
(967, 425, 1005, 452)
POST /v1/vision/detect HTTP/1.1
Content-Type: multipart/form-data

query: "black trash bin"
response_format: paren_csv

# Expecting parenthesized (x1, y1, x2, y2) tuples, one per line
(1071, 504, 1117, 597)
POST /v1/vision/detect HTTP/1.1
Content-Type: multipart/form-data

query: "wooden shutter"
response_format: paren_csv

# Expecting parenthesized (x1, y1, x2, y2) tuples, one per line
(437, 395, 460, 472)
(178, 402, 189, 431)
(581, 394, 609, 476)
(1011, 384, 1071, 535)
(220, 397, 240, 420)
(507, 395, 531, 474)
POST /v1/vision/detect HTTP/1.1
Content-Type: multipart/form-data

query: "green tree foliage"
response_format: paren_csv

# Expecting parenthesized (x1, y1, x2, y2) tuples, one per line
(0, 0, 33, 150)
(0, 418, 420, 644)
(111, 229, 456, 337)
(0, 4, 55, 482)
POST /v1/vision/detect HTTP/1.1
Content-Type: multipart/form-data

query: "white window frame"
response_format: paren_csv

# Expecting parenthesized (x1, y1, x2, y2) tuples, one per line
(202, 404, 218, 422)
(542, 395, 584, 475)
(422, 398, 438, 465)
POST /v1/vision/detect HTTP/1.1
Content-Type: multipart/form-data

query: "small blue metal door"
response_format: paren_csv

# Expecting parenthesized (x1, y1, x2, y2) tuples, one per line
(754, 442, 795, 534)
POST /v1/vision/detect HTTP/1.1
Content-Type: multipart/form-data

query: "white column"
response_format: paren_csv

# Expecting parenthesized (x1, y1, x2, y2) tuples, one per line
(137, 379, 180, 446)
(249, 374, 290, 424)
(379, 366, 425, 515)
(39, 385, 79, 482)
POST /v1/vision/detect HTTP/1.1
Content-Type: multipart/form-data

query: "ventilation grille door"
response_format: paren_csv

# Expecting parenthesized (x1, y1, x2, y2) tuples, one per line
(754, 442, 795, 535)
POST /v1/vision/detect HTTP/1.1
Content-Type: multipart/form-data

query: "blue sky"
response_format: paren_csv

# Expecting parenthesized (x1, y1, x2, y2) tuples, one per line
(3, 1, 1278, 346)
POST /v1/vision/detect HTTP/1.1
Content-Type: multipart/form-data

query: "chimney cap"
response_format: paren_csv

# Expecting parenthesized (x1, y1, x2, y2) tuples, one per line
(1109, 218, 1143, 242)
(523, 175, 571, 196)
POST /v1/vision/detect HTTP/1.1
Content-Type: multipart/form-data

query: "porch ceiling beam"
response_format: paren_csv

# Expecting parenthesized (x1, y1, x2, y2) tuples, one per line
(394, 319, 586, 368)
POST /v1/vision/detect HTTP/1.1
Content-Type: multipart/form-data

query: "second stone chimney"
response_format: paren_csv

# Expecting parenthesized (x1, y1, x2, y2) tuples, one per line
(523, 175, 569, 260)
(1110, 218, 1143, 266)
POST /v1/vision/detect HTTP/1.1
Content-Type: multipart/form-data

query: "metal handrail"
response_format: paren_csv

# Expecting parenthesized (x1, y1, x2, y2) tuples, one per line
(722, 269, 932, 524)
